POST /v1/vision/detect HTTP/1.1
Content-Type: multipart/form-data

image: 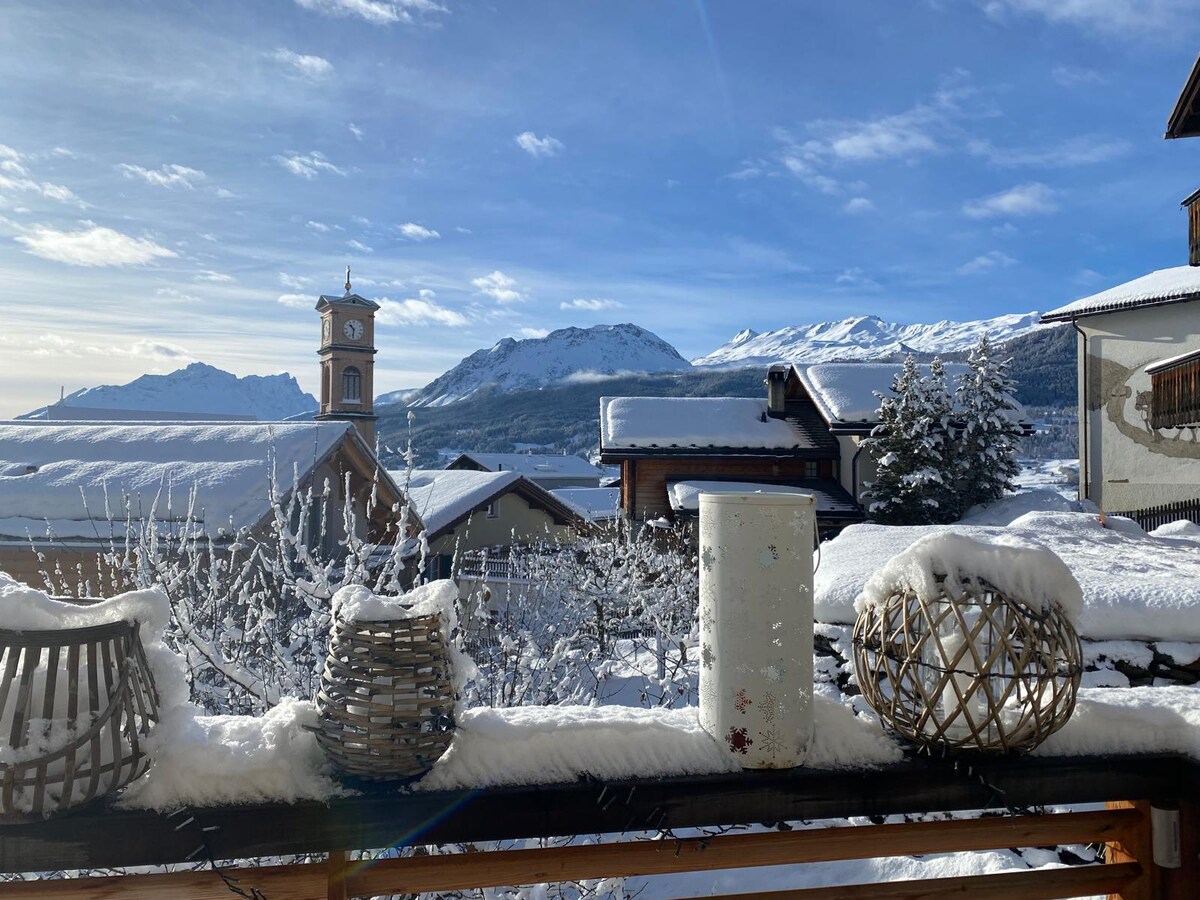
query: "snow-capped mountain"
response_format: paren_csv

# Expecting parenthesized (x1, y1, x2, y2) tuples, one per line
(405, 324, 691, 408)
(18, 362, 317, 421)
(691, 312, 1045, 368)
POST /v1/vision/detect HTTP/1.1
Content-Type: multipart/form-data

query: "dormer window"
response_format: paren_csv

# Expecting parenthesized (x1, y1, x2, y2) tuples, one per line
(342, 366, 362, 403)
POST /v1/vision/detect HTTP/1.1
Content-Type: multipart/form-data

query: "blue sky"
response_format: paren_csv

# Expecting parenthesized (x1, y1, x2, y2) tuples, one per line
(0, 0, 1198, 416)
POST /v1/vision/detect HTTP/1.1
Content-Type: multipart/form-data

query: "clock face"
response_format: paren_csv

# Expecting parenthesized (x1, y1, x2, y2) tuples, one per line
(343, 319, 364, 341)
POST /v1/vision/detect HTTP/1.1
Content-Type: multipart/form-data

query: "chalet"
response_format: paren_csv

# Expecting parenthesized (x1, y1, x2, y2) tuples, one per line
(1039, 56, 1200, 521)
(0, 421, 411, 593)
(396, 468, 583, 579)
(550, 486, 622, 522)
(600, 361, 1004, 531)
(445, 452, 604, 489)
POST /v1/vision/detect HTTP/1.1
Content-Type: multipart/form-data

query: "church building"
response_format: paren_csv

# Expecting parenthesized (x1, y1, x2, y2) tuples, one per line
(315, 268, 379, 446)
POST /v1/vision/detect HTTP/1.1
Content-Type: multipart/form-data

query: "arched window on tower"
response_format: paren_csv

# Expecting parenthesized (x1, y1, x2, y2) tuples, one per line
(342, 366, 362, 403)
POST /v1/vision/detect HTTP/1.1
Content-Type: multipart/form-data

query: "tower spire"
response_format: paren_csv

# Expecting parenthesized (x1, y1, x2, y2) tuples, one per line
(344, 265, 352, 295)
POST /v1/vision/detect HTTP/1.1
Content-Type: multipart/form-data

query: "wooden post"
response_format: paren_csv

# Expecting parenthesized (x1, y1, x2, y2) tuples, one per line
(1106, 800, 1155, 900)
(327, 850, 348, 900)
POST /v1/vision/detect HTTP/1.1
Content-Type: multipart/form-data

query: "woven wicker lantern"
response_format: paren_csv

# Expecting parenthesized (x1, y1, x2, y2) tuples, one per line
(851, 533, 1083, 755)
(0, 618, 161, 820)
(314, 583, 460, 783)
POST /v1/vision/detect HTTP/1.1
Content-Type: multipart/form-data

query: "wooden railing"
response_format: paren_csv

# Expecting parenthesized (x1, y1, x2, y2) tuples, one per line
(2, 753, 1198, 899)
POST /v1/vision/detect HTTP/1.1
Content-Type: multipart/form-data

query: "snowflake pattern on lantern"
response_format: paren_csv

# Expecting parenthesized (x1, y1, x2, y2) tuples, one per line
(758, 728, 784, 758)
(700, 680, 717, 708)
(701, 546, 716, 572)
(727, 726, 753, 754)
(700, 605, 716, 631)
(761, 663, 785, 683)
(760, 691, 779, 723)
(735, 688, 752, 714)
(701, 643, 715, 670)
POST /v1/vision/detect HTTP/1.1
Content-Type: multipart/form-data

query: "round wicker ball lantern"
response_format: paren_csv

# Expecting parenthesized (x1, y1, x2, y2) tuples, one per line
(314, 608, 457, 783)
(852, 567, 1083, 756)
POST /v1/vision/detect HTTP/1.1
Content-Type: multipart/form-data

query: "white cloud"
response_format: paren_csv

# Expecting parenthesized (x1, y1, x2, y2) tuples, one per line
(117, 163, 206, 189)
(398, 222, 440, 241)
(0, 173, 85, 207)
(272, 48, 334, 79)
(472, 270, 526, 304)
(844, 197, 875, 213)
(560, 298, 624, 312)
(980, 0, 1191, 33)
(957, 250, 1017, 275)
(195, 269, 234, 282)
(515, 132, 564, 158)
(293, 0, 444, 24)
(347, 239, 374, 253)
(968, 136, 1128, 167)
(279, 272, 311, 290)
(21, 334, 193, 362)
(15, 225, 177, 267)
(349, 123, 365, 141)
(376, 289, 469, 327)
(963, 182, 1059, 218)
(277, 293, 313, 309)
(1051, 65, 1106, 87)
(306, 220, 331, 232)
(215, 188, 236, 199)
(834, 267, 880, 288)
(276, 151, 346, 179)
(520, 327, 550, 339)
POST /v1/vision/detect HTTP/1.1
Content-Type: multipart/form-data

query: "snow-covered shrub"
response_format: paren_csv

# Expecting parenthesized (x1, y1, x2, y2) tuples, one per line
(38, 464, 417, 716)
(460, 519, 699, 710)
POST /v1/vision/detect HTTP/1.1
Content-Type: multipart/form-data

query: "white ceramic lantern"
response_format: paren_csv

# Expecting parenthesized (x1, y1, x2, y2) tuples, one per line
(698, 491, 815, 769)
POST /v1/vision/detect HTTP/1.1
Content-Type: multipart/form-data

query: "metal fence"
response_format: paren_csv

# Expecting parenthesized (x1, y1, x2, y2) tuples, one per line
(1111, 496, 1200, 531)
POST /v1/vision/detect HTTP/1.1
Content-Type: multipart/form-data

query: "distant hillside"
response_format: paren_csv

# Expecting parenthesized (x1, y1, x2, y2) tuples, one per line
(18, 362, 317, 421)
(378, 327, 1075, 466)
(377, 368, 766, 467)
(404, 323, 690, 408)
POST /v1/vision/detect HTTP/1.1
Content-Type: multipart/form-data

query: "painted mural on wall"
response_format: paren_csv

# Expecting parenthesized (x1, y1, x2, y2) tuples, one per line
(1092, 356, 1200, 459)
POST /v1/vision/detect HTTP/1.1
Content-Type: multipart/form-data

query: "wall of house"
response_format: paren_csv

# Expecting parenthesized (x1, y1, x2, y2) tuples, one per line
(622, 456, 837, 520)
(833, 435, 875, 502)
(1080, 303, 1200, 513)
(426, 490, 574, 561)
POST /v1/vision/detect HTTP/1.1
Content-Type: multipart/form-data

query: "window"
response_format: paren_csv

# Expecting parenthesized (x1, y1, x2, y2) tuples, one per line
(342, 366, 362, 403)
(485, 500, 499, 519)
(805, 460, 819, 479)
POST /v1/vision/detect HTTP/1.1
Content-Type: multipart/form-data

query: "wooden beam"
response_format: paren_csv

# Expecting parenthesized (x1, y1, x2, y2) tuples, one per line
(1105, 800, 1154, 900)
(679, 862, 1143, 900)
(0, 809, 1137, 899)
(1, 754, 1193, 874)
(348, 808, 1139, 896)
(326, 850, 348, 900)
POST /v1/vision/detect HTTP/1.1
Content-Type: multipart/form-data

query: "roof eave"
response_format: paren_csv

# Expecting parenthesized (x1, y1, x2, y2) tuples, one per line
(1166, 53, 1200, 140)
(1041, 291, 1200, 324)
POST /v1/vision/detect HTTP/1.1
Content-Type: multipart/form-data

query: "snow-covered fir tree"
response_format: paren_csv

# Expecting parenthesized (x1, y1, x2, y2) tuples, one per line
(955, 334, 1023, 513)
(862, 355, 957, 525)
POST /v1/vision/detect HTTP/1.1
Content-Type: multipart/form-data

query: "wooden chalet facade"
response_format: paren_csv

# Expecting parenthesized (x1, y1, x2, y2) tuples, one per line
(599, 366, 862, 531)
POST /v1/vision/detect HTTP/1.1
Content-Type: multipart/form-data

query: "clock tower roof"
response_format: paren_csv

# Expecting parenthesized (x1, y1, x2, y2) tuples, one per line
(315, 292, 380, 311)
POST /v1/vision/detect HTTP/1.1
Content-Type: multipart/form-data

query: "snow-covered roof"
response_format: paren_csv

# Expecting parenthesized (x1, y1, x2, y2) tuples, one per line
(667, 480, 862, 517)
(794, 362, 1001, 425)
(396, 469, 522, 537)
(600, 397, 807, 452)
(451, 453, 602, 481)
(0, 421, 359, 541)
(1042, 266, 1200, 322)
(551, 487, 621, 520)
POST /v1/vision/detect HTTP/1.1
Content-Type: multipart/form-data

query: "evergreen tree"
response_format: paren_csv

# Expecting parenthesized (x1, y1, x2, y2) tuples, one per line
(955, 335, 1023, 513)
(862, 355, 956, 525)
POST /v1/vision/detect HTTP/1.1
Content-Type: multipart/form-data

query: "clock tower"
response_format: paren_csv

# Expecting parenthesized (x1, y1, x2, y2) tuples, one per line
(315, 268, 380, 445)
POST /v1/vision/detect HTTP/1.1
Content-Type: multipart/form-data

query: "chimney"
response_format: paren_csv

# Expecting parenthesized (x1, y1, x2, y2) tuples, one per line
(766, 364, 789, 418)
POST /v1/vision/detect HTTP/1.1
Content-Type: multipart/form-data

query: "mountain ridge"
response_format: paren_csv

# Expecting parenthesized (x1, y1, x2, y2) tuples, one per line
(17, 362, 317, 421)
